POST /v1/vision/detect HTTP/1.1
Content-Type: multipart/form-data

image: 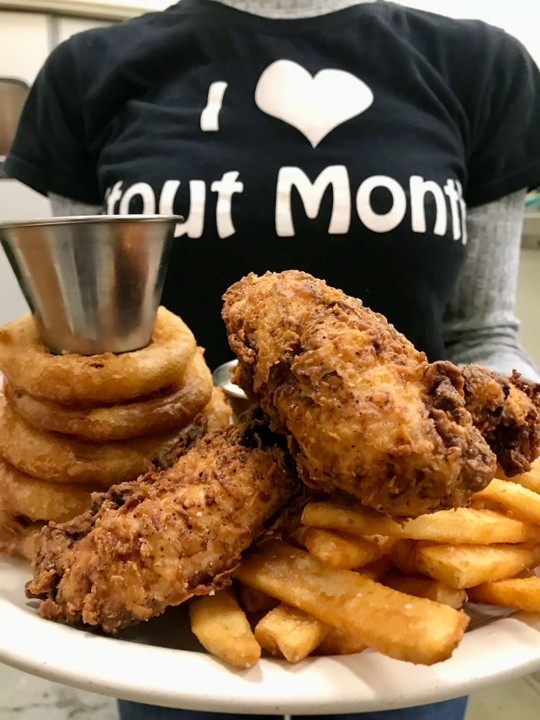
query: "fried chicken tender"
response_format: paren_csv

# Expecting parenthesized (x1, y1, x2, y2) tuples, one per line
(222, 270, 499, 518)
(462, 365, 540, 476)
(26, 417, 295, 633)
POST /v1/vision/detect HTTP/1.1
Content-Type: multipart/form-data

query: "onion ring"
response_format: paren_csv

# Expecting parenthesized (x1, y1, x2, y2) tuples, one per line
(5, 349, 213, 441)
(0, 489, 43, 559)
(0, 511, 44, 559)
(0, 307, 197, 404)
(0, 395, 181, 486)
(0, 458, 95, 523)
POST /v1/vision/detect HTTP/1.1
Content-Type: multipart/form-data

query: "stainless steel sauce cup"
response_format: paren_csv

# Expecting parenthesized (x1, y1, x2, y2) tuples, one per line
(0, 214, 181, 355)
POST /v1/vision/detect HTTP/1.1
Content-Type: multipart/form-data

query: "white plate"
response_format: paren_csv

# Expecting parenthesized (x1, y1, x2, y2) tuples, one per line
(3, 557, 540, 714)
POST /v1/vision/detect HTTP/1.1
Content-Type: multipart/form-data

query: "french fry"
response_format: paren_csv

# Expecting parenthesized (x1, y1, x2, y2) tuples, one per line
(468, 577, 540, 611)
(365, 534, 398, 555)
(301, 502, 537, 544)
(382, 570, 467, 609)
(188, 588, 261, 669)
(499, 459, 540, 494)
(316, 627, 367, 656)
(474, 478, 540, 526)
(469, 496, 506, 513)
(254, 603, 329, 662)
(513, 568, 537, 579)
(415, 543, 540, 589)
(391, 539, 420, 575)
(195, 460, 540, 669)
(237, 583, 279, 616)
(357, 556, 394, 581)
(300, 526, 384, 569)
(236, 540, 469, 665)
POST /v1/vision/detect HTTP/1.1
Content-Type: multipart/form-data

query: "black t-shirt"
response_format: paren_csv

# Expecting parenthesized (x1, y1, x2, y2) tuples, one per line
(7, 0, 540, 369)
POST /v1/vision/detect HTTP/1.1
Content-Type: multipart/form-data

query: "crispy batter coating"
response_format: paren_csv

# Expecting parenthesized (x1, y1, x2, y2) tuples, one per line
(222, 270, 498, 518)
(462, 365, 540, 476)
(26, 417, 296, 633)
(0, 384, 230, 560)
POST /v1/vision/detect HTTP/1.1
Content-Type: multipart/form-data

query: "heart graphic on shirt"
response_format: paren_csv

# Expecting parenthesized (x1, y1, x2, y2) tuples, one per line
(255, 60, 374, 148)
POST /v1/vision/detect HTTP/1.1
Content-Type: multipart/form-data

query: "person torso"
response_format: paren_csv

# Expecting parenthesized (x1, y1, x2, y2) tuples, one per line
(75, 0, 471, 367)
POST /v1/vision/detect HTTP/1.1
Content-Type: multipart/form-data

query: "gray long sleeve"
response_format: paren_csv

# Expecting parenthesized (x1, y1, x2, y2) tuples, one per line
(443, 189, 539, 384)
(50, 191, 539, 383)
(49, 193, 101, 217)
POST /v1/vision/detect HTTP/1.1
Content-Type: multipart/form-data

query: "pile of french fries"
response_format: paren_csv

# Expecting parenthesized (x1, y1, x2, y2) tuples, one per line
(188, 459, 540, 670)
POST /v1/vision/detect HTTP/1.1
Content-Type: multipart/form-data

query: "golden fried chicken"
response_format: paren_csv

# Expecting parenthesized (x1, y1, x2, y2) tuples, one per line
(26, 415, 295, 633)
(462, 365, 540, 476)
(222, 270, 502, 518)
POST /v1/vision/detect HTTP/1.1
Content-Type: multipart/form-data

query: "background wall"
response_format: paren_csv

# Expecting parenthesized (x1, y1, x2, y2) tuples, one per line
(517, 250, 540, 368)
(75, 0, 173, 11)
(107, 0, 171, 6)
(0, 0, 174, 18)
(400, 0, 540, 65)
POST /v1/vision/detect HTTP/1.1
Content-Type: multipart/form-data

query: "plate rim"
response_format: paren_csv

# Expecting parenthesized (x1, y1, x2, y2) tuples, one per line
(3, 558, 540, 714)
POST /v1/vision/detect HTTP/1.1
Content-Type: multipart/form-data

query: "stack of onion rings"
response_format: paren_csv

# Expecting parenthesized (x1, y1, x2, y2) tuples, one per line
(0, 508, 44, 560)
(0, 307, 232, 560)
(0, 395, 182, 486)
(0, 458, 96, 523)
(204, 387, 235, 431)
(0, 307, 196, 403)
(4, 349, 213, 441)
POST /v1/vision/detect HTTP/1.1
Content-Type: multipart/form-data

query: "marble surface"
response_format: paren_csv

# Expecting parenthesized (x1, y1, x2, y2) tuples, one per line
(2, 662, 540, 720)
(0, 663, 117, 720)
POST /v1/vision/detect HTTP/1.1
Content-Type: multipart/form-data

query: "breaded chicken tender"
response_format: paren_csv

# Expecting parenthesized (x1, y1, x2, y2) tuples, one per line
(26, 416, 295, 633)
(462, 365, 540, 476)
(222, 270, 503, 518)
